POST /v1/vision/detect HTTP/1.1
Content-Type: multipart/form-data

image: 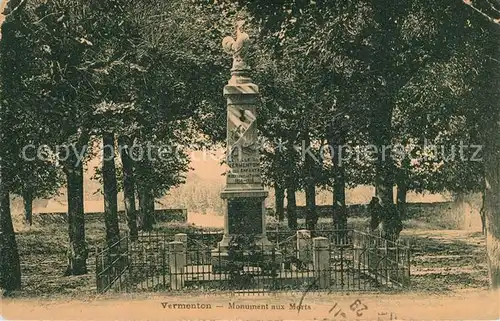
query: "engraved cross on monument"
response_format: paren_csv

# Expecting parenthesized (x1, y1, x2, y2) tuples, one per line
(211, 21, 280, 269)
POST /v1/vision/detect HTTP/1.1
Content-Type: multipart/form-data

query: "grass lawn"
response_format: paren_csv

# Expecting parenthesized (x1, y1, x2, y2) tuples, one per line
(10, 215, 489, 298)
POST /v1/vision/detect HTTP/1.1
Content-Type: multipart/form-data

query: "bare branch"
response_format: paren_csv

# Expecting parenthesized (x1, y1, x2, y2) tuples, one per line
(33, 13, 60, 25)
(3, 0, 26, 17)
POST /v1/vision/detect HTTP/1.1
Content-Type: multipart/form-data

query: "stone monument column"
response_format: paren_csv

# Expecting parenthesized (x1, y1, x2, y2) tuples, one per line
(211, 21, 276, 268)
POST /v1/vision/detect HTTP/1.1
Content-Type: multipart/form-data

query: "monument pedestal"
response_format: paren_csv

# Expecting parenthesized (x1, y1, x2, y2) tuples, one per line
(211, 188, 282, 272)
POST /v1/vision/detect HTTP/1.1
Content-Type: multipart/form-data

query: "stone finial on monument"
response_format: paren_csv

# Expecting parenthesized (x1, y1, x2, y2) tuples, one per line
(222, 20, 251, 76)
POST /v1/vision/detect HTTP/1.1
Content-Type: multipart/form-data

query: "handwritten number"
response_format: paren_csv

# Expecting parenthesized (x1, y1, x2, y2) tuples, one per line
(334, 309, 345, 317)
(329, 302, 338, 314)
(350, 299, 368, 317)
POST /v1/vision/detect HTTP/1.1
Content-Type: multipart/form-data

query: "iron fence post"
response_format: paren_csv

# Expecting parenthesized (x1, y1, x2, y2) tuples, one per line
(406, 239, 411, 286)
(384, 239, 389, 285)
(95, 246, 100, 293)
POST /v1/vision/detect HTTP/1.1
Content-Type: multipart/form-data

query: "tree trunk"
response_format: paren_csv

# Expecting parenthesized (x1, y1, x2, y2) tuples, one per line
(118, 136, 138, 241)
(103, 132, 120, 249)
(286, 187, 297, 230)
(0, 165, 21, 292)
(304, 132, 317, 231)
(373, 104, 400, 241)
(138, 186, 154, 232)
(332, 176, 347, 229)
(368, 196, 381, 233)
(275, 184, 285, 221)
(375, 172, 399, 240)
(305, 184, 317, 230)
(484, 112, 500, 289)
(64, 153, 88, 276)
(480, 192, 486, 236)
(331, 149, 347, 244)
(396, 181, 408, 220)
(137, 187, 145, 230)
(22, 188, 33, 226)
(328, 134, 347, 231)
(478, 22, 500, 288)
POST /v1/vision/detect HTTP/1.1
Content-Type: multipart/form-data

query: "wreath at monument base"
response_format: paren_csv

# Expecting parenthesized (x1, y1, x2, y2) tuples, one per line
(225, 234, 279, 288)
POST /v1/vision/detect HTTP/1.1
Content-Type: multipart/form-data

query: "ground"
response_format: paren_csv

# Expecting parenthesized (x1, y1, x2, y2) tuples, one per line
(2, 289, 499, 320)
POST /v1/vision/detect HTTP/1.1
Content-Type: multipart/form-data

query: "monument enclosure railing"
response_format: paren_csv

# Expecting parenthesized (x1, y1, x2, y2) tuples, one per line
(95, 235, 130, 293)
(95, 229, 410, 294)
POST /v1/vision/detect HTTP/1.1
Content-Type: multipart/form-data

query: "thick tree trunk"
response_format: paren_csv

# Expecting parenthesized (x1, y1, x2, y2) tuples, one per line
(275, 184, 285, 221)
(64, 154, 88, 276)
(331, 151, 347, 244)
(479, 22, 500, 288)
(118, 136, 138, 241)
(368, 196, 381, 233)
(375, 171, 399, 240)
(328, 134, 347, 231)
(304, 132, 317, 231)
(22, 188, 33, 226)
(396, 182, 408, 220)
(0, 0, 23, 292)
(484, 114, 500, 289)
(286, 187, 297, 230)
(373, 103, 400, 241)
(103, 132, 120, 249)
(138, 186, 154, 232)
(332, 175, 347, 229)
(0, 165, 21, 292)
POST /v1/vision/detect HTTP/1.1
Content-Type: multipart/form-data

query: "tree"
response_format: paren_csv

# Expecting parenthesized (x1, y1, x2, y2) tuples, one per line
(85, 0, 146, 247)
(31, 0, 105, 275)
(462, 0, 500, 289)
(0, 0, 37, 291)
(481, 27, 500, 289)
(0, 0, 65, 228)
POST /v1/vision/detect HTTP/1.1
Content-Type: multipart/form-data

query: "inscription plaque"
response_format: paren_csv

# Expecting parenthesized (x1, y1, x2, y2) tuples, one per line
(227, 155, 262, 185)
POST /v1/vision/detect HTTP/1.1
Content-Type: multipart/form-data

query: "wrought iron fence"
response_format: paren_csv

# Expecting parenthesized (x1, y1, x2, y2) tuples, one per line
(96, 235, 129, 293)
(351, 230, 410, 287)
(95, 229, 410, 294)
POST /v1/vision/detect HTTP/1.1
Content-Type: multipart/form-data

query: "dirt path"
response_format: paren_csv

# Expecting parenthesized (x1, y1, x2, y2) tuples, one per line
(2, 289, 498, 321)
(400, 229, 489, 292)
